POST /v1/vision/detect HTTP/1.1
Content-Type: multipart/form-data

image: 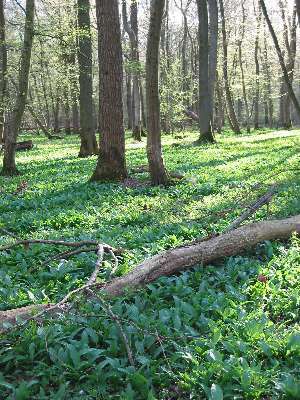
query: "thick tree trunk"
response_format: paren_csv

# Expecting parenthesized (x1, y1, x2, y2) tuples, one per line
(0, 0, 7, 144)
(260, 0, 300, 120)
(1, 0, 35, 176)
(146, 0, 169, 186)
(196, 0, 215, 143)
(219, 0, 241, 134)
(77, 0, 98, 157)
(91, 0, 127, 182)
(1, 215, 299, 328)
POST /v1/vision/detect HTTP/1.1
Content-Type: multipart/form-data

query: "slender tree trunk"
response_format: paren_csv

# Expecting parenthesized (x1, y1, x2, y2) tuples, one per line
(0, 0, 7, 143)
(208, 0, 218, 131)
(219, 0, 241, 133)
(196, 0, 215, 143)
(146, 0, 169, 186)
(77, 0, 98, 157)
(1, 0, 35, 176)
(122, 0, 142, 141)
(91, 0, 127, 182)
(254, 3, 262, 129)
(263, 28, 273, 128)
(0, 0, 7, 144)
(126, 72, 133, 130)
(296, 0, 300, 23)
(259, 0, 300, 120)
(215, 71, 224, 132)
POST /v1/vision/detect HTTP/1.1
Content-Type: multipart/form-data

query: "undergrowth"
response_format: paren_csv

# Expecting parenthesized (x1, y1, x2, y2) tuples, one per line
(0, 129, 299, 399)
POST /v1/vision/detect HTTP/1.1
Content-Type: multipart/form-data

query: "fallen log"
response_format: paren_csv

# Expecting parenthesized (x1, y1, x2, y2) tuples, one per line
(16, 140, 33, 151)
(184, 109, 200, 122)
(0, 215, 299, 330)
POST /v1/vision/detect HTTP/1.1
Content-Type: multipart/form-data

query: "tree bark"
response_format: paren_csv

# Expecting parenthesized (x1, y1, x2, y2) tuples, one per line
(1, 0, 35, 176)
(296, 0, 300, 23)
(254, 3, 262, 129)
(219, 0, 241, 134)
(91, 0, 127, 182)
(122, 0, 142, 141)
(208, 0, 218, 132)
(1, 215, 299, 328)
(146, 0, 169, 186)
(196, 0, 215, 143)
(77, 0, 98, 157)
(0, 0, 7, 144)
(260, 0, 300, 120)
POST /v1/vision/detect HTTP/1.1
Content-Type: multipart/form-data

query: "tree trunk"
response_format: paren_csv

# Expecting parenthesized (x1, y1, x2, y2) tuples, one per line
(260, 0, 300, 120)
(254, 3, 262, 129)
(296, 0, 300, 23)
(196, 0, 215, 143)
(122, 0, 142, 141)
(77, 0, 98, 157)
(263, 27, 273, 128)
(126, 72, 133, 130)
(219, 0, 241, 134)
(1, 0, 35, 176)
(208, 0, 218, 132)
(146, 0, 169, 186)
(91, 0, 127, 182)
(0, 0, 7, 144)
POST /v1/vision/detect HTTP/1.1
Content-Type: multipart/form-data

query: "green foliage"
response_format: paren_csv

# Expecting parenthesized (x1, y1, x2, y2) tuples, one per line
(0, 130, 299, 398)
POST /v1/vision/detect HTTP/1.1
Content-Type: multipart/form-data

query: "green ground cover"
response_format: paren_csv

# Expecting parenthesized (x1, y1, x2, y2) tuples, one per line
(0, 130, 299, 399)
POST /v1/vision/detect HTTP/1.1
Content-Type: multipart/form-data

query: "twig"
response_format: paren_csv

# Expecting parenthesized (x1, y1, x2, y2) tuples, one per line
(0, 228, 20, 240)
(41, 247, 99, 266)
(0, 239, 123, 255)
(86, 288, 135, 368)
(225, 184, 277, 232)
(3, 245, 107, 332)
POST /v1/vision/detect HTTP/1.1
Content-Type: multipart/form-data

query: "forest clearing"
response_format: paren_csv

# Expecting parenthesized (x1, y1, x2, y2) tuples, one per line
(1, 0, 300, 398)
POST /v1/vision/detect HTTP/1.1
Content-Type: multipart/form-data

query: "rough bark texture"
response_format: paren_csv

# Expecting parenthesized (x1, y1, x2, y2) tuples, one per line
(219, 0, 241, 134)
(77, 0, 98, 157)
(103, 215, 300, 296)
(196, 0, 215, 143)
(0, 0, 7, 144)
(260, 0, 300, 120)
(1, 0, 35, 176)
(146, 0, 169, 186)
(1, 215, 299, 328)
(91, 0, 127, 182)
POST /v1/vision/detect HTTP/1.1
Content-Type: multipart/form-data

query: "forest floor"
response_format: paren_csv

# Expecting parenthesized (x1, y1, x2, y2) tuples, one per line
(0, 129, 299, 399)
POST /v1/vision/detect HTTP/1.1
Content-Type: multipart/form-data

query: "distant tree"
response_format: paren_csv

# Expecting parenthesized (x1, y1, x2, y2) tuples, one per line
(0, 0, 7, 144)
(259, 0, 300, 121)
(196, 0, 214, 142)
(122, 0, 143, 141)
(146, 0, 169, 185)
(91, 0, 127, 182)
(296, 0, 300, 24)
(219, 0, 241, 134)
(1, 0, 35, 176)
(77, 0, 98, 157)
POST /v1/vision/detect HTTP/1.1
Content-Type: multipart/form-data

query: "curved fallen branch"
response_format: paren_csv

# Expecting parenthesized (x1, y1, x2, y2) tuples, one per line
(0, 215, 299, 330)
(0, 239, 123, 256)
